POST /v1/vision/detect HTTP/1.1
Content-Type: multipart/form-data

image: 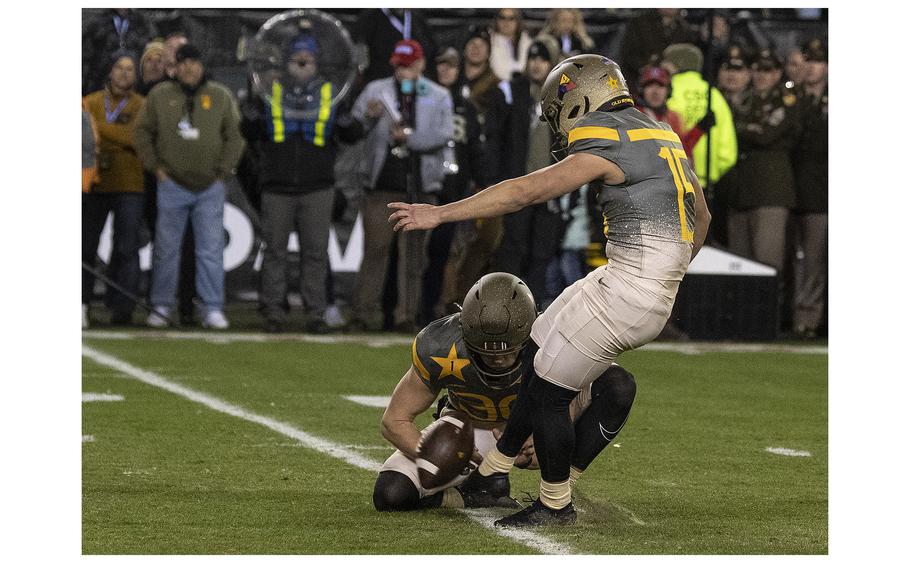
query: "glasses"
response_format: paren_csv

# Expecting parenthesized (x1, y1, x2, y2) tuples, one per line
(497, 14, 518, 21)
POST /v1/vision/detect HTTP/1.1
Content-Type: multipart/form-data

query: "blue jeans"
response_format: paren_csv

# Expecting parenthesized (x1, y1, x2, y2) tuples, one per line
(150, 178, 225, 313)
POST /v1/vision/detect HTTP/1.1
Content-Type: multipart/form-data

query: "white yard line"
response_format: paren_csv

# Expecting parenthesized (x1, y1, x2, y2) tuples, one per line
(82, 393, 125, 402)
(765, 447, 813, 457)
(83, 330, 827, 355)
(82, 344, 575, 554)
(343, 395, 392, 408)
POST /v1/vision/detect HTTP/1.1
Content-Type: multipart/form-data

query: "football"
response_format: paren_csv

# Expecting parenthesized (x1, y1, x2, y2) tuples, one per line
(416, 410, 475, 489)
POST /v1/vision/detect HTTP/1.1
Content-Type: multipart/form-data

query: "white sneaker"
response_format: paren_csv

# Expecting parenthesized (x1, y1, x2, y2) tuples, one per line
(82, 304, 89, 329)
(147, 307, 171, 328)
(202, 310, 229, 330)
(324, 304, 346, 328)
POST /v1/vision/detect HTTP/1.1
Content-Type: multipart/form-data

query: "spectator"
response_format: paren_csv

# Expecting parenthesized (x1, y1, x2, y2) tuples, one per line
(153, 10, 219, 66)
(492, 36, 567, 304)
(450, 27, 510, 302)
(421, 47, 486, 323)
(82, 107, 99, 329)
(241, 33, 362, 334)
(716, 45, 752, 109)
(697, 10, 757, 81)
(489, 8, 533, 81)
(348, 40, 454, 332)
(82, 51, 146, 326)
(352, 8, 437, 85)
(133, 44, 246, 329)
(712, 44, 753, 247)
(83, 8, 157, 95)
(725, 49, 801, 280)
(791, 38, 828, 339)
(138, 40, 167, 96)
(663, 43, 738, 186)
(619, 8, 697, 86)
(634, 65, 685, 136)
(545, 184, 591, 304)
(540, 9, 594, 57)
(145, 32, 201, 326)
(82, 108, 99, 195)
(785, 47, 806, 87)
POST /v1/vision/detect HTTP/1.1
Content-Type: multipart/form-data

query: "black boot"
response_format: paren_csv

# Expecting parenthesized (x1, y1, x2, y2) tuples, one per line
(494, 498, 576, 527)
(456, 471, 519, 508)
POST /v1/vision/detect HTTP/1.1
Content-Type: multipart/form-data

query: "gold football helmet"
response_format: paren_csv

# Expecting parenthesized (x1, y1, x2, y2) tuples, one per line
(540, 54, 632, 141)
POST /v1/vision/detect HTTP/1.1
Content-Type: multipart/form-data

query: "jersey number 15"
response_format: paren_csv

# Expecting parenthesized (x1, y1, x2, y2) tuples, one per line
(658, 146, 696, 243)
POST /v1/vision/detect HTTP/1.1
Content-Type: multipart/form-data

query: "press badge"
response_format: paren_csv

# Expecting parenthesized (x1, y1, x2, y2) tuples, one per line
(177, 116, 200, 141)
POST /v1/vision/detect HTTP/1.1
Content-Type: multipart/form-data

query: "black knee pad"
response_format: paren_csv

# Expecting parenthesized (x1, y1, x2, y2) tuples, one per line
(590, 365, 636, 409)
(372, 471, 421, 511)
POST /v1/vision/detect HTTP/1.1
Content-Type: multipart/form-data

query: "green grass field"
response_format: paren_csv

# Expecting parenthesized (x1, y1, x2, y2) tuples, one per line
(82, 330, 827, 554)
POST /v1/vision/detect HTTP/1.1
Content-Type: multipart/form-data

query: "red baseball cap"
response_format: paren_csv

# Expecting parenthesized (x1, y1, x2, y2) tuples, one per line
(639, 65, 670, 87)
(390, 39, 425, 67)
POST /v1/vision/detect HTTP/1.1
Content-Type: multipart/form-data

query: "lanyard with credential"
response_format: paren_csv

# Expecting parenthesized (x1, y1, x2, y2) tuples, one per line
(104, 94, 128, 123)
(382, 8, 411, 39)
(113, 15, 130, 47)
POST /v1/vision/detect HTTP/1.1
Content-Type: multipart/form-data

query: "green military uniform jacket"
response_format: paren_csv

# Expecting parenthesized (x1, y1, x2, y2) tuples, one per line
(792, 85, 828, 213)
(728, 84, 801, 210)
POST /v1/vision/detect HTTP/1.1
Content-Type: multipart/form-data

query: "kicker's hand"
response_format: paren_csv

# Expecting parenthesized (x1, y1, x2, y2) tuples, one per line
(387, 202, 442, 232)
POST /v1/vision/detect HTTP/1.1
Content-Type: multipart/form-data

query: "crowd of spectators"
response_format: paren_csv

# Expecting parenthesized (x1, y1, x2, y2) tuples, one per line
(82, 7, 827, 339)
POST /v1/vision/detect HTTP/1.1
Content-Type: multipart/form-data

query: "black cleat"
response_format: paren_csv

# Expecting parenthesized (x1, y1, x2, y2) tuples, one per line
(457, 472, 520, 508)
(494, 499, 576, 527)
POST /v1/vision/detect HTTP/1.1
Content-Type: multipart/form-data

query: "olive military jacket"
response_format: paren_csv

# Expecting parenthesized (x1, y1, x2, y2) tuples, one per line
(133, 79, 245, 191)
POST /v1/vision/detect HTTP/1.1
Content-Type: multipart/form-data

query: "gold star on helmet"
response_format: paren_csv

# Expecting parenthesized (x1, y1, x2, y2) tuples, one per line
(608, 76, 619, 89)
(431, 344, 472, 381)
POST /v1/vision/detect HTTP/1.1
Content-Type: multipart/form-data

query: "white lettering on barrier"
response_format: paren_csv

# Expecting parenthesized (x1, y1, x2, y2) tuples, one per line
(97, 208, 364, 274)
(222, 203, 254, 272)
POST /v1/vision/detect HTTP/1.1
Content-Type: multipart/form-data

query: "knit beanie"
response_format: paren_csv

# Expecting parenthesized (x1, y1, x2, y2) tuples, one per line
(528, 33, 561, 68)
(662, 43, 704, 73)
(140, 40, 165, 74)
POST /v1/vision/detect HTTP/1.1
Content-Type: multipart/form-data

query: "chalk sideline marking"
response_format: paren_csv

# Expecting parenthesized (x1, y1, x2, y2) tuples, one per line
(765, 447, 813, 457)
(343, 395, 392, 408)
(83, 330, 827, 355)
(82, 344, 574, 555)
(83, 393, 125, 403)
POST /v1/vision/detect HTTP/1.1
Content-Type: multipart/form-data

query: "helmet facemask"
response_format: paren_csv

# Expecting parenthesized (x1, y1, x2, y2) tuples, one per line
(464, 339, 527, 391)
(541, 102, 570, 160)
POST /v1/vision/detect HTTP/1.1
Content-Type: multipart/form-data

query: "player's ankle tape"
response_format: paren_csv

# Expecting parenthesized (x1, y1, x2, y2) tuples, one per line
(569, 466, 584, 488)
(540, 479, 572, 510)
(478, 448, 515, 476)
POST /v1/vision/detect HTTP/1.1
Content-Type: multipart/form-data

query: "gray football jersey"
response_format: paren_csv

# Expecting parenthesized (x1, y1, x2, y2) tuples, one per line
(568, 107, 696, 281)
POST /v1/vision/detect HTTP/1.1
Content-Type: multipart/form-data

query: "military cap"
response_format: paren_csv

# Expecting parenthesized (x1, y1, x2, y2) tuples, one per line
(752, 48, 782, 71)
(802, 38, 827, 62)
(720, 44, 748, 70)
